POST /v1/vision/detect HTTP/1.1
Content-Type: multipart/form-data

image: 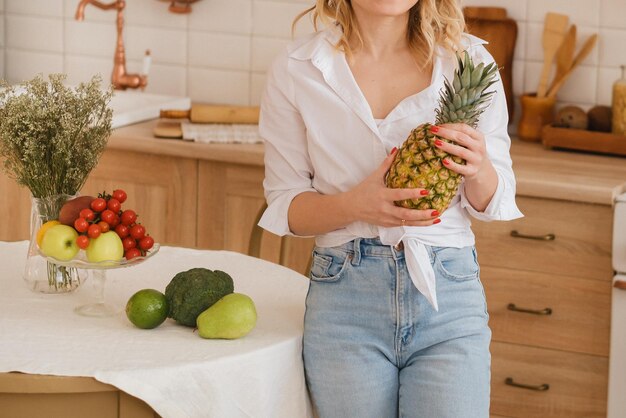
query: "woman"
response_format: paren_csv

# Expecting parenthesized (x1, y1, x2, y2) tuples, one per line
(258, 0, 523, 416)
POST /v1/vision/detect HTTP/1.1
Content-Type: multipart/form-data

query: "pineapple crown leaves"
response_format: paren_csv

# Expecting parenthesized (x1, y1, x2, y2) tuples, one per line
(435, 50, 499, 128)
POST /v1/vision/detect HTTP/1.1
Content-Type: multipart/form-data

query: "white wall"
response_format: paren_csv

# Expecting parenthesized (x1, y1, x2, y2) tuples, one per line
(2, 0, 626, 114)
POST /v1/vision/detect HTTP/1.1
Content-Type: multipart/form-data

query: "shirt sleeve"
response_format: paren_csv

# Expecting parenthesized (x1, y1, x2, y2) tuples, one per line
(257, 51, 317, 236)
(459, 44, 524, 222)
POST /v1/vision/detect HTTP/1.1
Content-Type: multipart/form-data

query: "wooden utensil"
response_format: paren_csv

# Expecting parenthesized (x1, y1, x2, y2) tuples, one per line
(549, 24, 577, 93)
(463, 7, 518, 122)
(547, 34, 598, 98)
(537, 13, 570, 98)
(160, 104, 260, 124)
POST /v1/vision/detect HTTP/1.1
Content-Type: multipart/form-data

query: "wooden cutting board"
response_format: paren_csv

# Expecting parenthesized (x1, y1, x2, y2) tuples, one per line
(464, 7, 518, 123)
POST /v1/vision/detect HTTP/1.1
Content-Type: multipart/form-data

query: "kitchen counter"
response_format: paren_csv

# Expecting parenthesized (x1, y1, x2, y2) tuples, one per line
(112, 120, 626, 206)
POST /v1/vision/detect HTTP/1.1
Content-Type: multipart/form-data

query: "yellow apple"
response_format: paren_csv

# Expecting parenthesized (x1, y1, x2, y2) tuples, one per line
(86, 231, 124, 263)
(40, 224, 79, 261)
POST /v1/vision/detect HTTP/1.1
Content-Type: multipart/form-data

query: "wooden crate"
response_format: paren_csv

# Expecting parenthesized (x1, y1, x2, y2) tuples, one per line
(542, 125, 626, 157)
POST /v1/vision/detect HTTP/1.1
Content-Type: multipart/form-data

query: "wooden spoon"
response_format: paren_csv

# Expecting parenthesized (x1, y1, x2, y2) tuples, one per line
(547, 33, 598, 98)
(537, 13, 570, 98)
(548, 24, 577, 94)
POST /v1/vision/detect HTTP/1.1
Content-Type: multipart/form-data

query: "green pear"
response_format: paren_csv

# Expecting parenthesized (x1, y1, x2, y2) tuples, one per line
(196, 293, 257, 339)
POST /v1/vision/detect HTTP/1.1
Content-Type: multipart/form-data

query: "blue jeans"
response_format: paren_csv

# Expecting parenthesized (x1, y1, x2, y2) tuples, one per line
(303, 238, 491, 418)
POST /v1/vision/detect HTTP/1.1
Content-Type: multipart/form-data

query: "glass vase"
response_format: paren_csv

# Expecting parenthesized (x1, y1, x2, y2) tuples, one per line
(23, 194, 87, 293)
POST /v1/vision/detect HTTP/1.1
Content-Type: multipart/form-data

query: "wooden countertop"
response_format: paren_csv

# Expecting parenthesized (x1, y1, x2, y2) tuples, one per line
(111, 120, 626, 206)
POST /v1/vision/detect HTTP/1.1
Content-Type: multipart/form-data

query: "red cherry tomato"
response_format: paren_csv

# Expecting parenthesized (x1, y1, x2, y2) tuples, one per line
(74, 217, 89, 233)
(100, 209, 116, 225)
(97, 221, 110, 233)
(122, 236, 137, 251)
(115, 224, 129, 238)
(109, 214, 120, 228)
(138, 235, 154, 251)
(87, 224, 102, 239)
(124, 248, 141, 260)
(76, 235, 90, 250)
(79, 208, 95, 221)
(120, 210, 137, 226)
(90, 197, 107, 212)
(107, 198, 121, 213)
(130, 224, 146, 240)
(112, 189, 127, 204)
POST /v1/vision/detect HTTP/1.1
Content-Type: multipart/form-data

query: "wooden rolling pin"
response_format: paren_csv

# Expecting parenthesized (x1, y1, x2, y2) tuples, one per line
(160, 104, 260, 124)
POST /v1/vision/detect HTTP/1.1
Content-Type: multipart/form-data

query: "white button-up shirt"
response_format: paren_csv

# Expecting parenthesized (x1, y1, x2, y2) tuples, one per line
(259, 29, 523, 310)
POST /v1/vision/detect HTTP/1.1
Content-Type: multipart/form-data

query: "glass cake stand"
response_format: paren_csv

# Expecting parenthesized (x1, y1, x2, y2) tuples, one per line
(40, 244, 160, 317)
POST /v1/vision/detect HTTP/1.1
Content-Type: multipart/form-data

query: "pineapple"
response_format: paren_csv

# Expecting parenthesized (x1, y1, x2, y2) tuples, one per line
(385, 51, 499, 213)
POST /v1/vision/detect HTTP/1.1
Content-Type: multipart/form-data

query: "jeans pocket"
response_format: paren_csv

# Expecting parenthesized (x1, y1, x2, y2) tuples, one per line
(433, 246, 480, 281)
(309, 246, 352, 283)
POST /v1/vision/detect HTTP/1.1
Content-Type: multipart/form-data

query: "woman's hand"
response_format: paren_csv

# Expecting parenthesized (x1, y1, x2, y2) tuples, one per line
(344, 148, 441, 228)
(430, 123, 499, 212)
(430, 124, 490, 179)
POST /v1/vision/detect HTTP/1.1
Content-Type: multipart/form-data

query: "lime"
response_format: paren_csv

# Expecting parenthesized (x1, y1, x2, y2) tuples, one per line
(125, 289, 169, 329)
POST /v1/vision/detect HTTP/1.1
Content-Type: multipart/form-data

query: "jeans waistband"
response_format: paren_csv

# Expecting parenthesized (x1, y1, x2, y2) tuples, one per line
(329, 237, 406, 264)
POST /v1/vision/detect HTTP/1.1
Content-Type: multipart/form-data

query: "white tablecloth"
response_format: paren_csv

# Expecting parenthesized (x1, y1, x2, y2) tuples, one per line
(0, 241, 313, 418)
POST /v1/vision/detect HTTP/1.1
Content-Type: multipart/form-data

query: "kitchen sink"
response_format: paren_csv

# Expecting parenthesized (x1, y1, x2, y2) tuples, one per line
(110, 90, 191, 129)
(1, 85, 190, 129)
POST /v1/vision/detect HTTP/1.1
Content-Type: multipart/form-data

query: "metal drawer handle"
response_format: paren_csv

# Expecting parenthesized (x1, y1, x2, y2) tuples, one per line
(507, 303, 553, 315)
(505, 377, 550, 391)
(510, 230, 556, 241)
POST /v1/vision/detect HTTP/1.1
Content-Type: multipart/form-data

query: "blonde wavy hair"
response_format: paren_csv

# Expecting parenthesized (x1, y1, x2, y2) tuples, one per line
(293, 0, 465, 67)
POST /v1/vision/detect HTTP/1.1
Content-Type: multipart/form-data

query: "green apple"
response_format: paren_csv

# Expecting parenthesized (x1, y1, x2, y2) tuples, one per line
(86, 231, 124, 263)
(196, 293, 257, 339)
(40, 224, 79, 261)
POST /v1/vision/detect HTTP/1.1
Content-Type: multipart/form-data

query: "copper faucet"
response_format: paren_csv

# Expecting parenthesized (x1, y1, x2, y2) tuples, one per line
(75, 0, 148, 90)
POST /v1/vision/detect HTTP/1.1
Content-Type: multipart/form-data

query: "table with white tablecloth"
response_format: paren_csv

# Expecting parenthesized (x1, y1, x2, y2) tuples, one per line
(0, 241, 313, 418)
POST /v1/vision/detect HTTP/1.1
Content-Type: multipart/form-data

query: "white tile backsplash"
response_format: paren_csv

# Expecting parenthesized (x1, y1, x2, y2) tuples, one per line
(188, 0, 252, 35)
(6, 49, 63, 82)
(252, 1, 313, 38)
(6, 0, 62, 17)
(188, 32, 251, 70)
(188, 67, 250, 105)
(64, 20, 116, 58)
(125, 26, 187, 64)
(6, 15, 63, 53)
(600, 0, 626, 29)
(528, 0, 600, 26)
(1, 0, 625, 109)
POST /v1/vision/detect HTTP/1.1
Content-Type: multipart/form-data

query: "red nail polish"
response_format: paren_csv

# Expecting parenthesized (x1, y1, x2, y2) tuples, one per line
(442, 159, 450, 166)
(430, 125, 440, 133)
(433, 218, 441, 224)
(434, 139, 443, 146)
(420, 189, 429, 196)
(390, 147, 397, 154)
(431, 210, 439, 217)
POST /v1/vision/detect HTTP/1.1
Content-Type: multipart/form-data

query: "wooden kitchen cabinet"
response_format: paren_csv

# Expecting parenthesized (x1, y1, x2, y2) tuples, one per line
(470, 141, 626, 418)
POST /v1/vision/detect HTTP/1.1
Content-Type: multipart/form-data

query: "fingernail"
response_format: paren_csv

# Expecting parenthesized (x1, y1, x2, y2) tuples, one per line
(434, 139, 443, 147)
(433, 218, 441, 224)
(420, 189, 429, 196)
(390, 147, 397, 154)
(442, 159, 450, 166)
(430, 125, 440, 133)
(431, 210, 439, 217)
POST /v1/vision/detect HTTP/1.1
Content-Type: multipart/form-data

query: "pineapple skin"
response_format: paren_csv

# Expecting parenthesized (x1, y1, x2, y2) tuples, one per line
(385, 123, 463, 213)
(385, 51, 497, 213)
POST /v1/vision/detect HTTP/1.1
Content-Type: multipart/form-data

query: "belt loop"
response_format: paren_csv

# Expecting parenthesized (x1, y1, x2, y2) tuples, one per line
(351, 238, 362, 266)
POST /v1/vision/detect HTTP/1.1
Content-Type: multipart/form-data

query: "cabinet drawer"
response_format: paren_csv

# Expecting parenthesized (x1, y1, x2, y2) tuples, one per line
(473, 197, 613, 281)
(482, 266, 611, 356)
(491, 342, 608, 418)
